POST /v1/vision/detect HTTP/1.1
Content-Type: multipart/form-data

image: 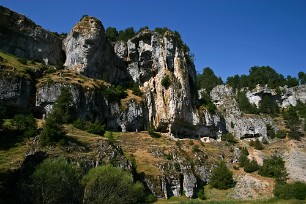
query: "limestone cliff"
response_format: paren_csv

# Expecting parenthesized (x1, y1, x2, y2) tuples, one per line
(0, 6, 63, 65)
(246, 84, 306, 108)
(211, 85, 269, 139)
(63, 16, 130, 83)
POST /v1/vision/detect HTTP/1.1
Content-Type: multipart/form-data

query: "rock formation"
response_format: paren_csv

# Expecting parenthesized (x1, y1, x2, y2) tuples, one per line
(211, 85, 269, 139)
(0, 6, 63, 65)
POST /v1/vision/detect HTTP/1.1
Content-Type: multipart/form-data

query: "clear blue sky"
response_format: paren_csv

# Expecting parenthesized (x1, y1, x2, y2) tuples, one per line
(1, 0, 306, 81)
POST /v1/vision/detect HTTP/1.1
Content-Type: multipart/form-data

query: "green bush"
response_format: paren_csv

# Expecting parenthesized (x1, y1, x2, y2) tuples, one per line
(13, 114, 37, 137)
(82, 165, 145, 204)
(240, 147, 249, 156)
(250, 139, 264, 150)
(274, 181, 306, 200)
(17, 58, 27, 65)
(40, 114, 66, 146)
(52, 87, 74, 124)
(266, 124, 275, 139)
(221, 133, 238, 143)
(145, 194, 157, 203)
(275, 130, 286, 139)
(87, 122, 105, 136)
(259, 155, 287, 183)
(174, 162, 181, 172)
(210, 161, 235, 190)
(197, 187, 206, 200)
(238, 155, 249, 167)
(161, 75, 171, 89)
(73, 118, 87, 130)
(244, 160, 259, 173)
(31, 157, 81, 204)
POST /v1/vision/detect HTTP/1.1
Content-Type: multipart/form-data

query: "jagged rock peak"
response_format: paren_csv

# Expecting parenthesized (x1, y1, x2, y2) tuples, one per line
(72, 16, 105, 35)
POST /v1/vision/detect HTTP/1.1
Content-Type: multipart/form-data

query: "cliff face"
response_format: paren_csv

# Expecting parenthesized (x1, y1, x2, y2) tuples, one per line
(0, 6, 63, 65)
(246, 84, 306, 108)
(211, 85, 269, 139)
(64, 16, 130, 83)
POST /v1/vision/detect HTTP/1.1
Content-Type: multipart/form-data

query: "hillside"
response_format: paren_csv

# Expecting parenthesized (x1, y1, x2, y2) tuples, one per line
(0, 5, 306, 203)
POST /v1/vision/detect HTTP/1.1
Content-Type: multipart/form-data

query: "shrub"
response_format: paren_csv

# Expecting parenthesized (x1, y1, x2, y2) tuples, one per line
(266, 124, 275, 139)
(87, 122, 105, 136)
(52, 87, 74, 124)
(274, 181, 306, 200)
(197, 188, 206, 200)
(221, 132, 237, 143)
(40, 114, 66, 146)
(31, 157, 81, 204)
(131, 84, 142, 96)
(174, 162, 181, 172)
(82, 165, 145, 204)
(13, 114, 37, 137)
(244, 160, 259, 173)
(259, 155, 287, 183)
(240, 147, 249, 156)
(275, 130, 286, 139)
(73, 118, 87, 130)
(17, 58, 27, 65)
(192, 145, 201, 153)
(238, 155, 249, 167)
(210, 161, 235, 190)
(145, 194, 157, 203)
(250, 139, 264, 150)
(161, 75, 171, 89)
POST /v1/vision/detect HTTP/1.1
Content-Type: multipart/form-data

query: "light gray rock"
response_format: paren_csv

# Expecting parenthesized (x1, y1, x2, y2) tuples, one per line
(211, 85, 268, 139)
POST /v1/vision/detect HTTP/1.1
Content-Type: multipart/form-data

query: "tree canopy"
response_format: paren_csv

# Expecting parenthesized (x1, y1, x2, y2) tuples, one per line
(226, 66, 302, 90)
(197, 67, 223, 93)
(82, 165, 144, 204)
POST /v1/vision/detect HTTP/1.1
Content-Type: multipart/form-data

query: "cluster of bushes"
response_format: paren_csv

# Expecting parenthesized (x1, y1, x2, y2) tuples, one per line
(20, 157, 150, 203)
(274, 181, 306, 200)
(249, 139, 264, 150)
(221, 132, 238, 144)
(238, 147, 259, 173)
(210, 161, 235, 190)
(283, 104, 305, 140)
(73, 119, 105, 136)
(161, 75, 171, 89)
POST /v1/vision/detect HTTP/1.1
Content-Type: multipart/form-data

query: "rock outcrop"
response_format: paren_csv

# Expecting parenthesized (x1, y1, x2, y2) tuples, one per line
(246, 84, 306, 108)
(211, 85, 268, 139)
(63, 16, 130, 83)
(0, 6, 63, 65)
(0, 73, 34, 111)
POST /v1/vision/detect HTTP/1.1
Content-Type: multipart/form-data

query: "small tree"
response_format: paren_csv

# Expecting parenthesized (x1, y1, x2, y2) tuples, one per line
(259, 155, 287, 183)
(82, 165, 144, 204)
(31, 157, 81, 204)
(52, 87, 74, 124)
(210, 161, 235, 190)
(40, 113, 66, 146)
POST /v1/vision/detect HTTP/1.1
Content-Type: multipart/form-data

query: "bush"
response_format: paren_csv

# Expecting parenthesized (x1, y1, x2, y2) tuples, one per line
(238, 155, 249, 167)
(40, 114, 66, 146)
(145, 194, 157, 203)
(275, 130, 286, 139)
(82, 165, 145, 204)
(52, 87, 74, 124)
(210, 161, 235, 190)
(221, 132, 237, 143)
(31, 157, 81, 204)
(17, 58, 27, 65)
(259, 155, 287, 183)
(73, 118, 87, 130)
(240, 147, 249, 156)
(250, 139, 264, 150)
(274, 181, 306, 200)
(161, 75, 171, 89)
(197, 188, 206, 200)
(266, 124, 275, 139)
(244, 160, 259, 173)
(174, 162, 181, 172)
(87, 122, 105, 136)
(13, 114, 37, 137)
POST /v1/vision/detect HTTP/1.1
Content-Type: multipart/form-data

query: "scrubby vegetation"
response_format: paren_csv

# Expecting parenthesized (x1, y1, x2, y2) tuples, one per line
(210, 161, 235, 190)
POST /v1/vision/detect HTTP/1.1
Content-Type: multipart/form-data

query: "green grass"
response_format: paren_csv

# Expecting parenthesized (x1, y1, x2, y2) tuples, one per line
(0, 50, 43, 78)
